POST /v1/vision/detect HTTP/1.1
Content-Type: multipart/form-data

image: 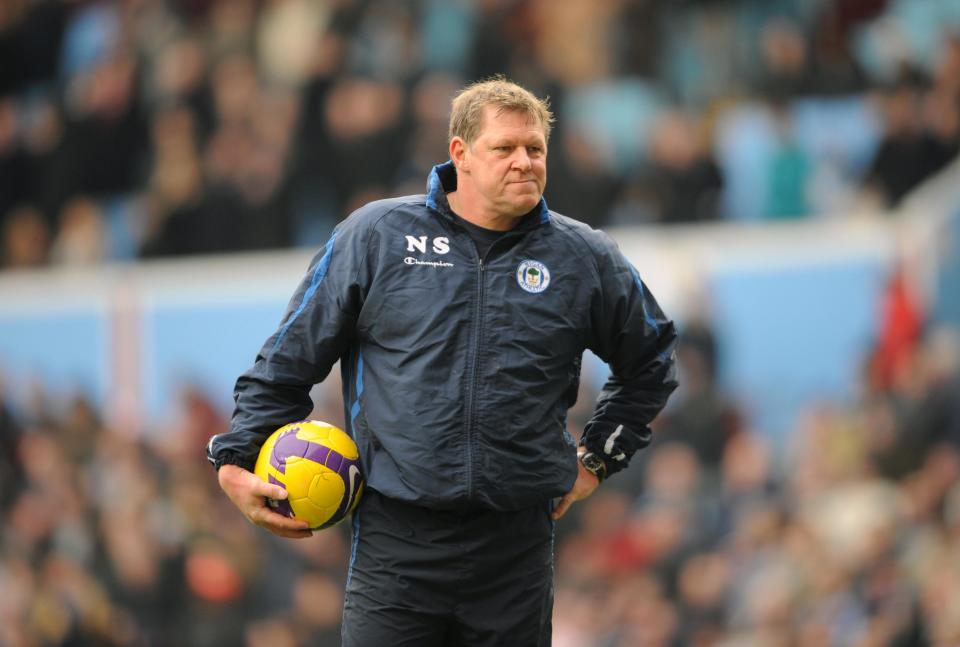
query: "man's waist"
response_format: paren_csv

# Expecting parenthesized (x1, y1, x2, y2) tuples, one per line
(362, 474, 569, 514)
(363, 487, 549, 518)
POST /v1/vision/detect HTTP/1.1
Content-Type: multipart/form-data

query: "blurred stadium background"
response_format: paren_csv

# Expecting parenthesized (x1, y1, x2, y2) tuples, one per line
(1, 0, 960, 645)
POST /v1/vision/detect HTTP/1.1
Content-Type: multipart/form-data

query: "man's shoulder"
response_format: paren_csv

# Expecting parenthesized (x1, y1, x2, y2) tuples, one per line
(545, 211, 619, 255)
(341, 194, 429, 233)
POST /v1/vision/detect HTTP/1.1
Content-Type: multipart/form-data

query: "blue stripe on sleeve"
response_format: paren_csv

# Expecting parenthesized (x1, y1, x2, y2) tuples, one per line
(629, 264, 660, 335)
(272, 233, 338, 352)
(350, 351, 364, 424)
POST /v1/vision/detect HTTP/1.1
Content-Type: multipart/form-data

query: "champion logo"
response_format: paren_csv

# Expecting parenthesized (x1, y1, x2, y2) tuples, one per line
(404, 257, 454, 268)
(516, 260, 551, 293)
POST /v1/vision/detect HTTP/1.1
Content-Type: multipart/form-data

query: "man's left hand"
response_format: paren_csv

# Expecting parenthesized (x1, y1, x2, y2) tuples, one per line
(551, 458, 600, 520)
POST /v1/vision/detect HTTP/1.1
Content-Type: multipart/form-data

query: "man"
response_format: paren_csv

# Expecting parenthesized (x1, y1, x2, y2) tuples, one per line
(207, 78, 677, 646)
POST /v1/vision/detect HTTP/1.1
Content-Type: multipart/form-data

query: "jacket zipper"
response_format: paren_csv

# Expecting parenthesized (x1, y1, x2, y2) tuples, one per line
(463, 233, 523, 501)
(464, 255, 484, 500)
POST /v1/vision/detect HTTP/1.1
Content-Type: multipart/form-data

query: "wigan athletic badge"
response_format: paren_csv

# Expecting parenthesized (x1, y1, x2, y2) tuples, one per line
(516, 260, 551, 294)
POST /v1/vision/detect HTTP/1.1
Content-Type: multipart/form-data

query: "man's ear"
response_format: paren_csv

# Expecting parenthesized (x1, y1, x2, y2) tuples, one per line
(449, 136, 469, 173)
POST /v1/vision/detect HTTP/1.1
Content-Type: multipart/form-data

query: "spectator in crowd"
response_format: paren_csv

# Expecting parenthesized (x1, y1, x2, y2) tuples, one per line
(864, 77, 948, 208)
(50, 196, 107, 265)
(0, 383, 23, 511)
(653, 319, 741, 472)
(763, 101, 812, 219)
(755, 17, 818, 101)
(643, 110, 725, 225)
(543, 124, 624, 228)
(1, 204, 49, 267)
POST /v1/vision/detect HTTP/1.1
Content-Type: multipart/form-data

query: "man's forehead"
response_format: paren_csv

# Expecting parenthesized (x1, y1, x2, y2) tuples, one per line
(479, 105, 545, 137)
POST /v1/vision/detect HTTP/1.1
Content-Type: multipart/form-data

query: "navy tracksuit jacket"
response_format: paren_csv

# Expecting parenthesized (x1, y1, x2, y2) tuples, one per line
(207, 161, 678, 511)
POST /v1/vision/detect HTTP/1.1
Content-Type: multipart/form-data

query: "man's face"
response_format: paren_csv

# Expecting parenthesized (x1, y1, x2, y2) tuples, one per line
(455, 106, 548, 219)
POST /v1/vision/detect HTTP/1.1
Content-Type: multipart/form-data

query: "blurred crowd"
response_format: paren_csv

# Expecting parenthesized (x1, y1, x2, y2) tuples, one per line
(553, 317, 960, 647)
(2, 314, 960, 646)
(0, 375, 353, 647)
(1, 0, 959, 270)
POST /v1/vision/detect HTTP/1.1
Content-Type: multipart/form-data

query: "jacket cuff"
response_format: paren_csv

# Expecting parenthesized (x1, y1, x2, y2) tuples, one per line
(211, 455, 254, 472)
(579, 421, 651, 477)
(206, 436, 255, 472)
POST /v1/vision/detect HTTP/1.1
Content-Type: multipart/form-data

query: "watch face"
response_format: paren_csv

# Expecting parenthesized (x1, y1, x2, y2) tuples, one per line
(581, 453, 604, 473)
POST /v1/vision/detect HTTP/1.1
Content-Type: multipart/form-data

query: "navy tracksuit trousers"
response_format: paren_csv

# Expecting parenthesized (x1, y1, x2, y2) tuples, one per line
(341, 489, 555, 646)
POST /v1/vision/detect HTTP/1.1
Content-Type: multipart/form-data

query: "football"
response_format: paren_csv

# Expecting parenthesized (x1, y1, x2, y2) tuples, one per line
(253, 420, 365, 530)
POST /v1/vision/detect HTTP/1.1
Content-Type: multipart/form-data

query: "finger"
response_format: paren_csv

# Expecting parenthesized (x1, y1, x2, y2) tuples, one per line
(552, 494, 572, 520)
(266, 526, 314, 539)
(251, 506, 311, 531)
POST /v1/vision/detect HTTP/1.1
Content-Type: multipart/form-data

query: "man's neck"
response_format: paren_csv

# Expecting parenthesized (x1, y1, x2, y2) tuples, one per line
(446, 190, 521, 232)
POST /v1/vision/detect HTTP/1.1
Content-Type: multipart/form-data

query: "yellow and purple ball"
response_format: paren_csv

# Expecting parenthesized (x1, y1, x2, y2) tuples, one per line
(253, 420, 364, 531)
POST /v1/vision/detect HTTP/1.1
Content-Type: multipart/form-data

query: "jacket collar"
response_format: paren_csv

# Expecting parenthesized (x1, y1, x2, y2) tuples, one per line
(426, 161, 551, 229)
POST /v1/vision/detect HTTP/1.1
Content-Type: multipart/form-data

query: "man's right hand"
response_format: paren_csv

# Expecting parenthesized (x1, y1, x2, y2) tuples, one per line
(217, 464, 313, 539)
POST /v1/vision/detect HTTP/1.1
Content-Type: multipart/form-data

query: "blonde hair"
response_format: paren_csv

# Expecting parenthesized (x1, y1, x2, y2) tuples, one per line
(449, 77, 554, 145)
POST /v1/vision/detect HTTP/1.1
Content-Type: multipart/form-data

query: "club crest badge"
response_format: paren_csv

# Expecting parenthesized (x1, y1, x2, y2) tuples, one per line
(516, 260, 550, 294)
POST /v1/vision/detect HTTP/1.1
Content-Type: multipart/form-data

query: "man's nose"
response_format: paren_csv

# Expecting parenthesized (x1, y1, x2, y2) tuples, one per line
(511, 148, 532, 171)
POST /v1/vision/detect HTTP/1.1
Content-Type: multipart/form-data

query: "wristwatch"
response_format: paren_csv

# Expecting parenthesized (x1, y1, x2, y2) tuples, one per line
(578, 451, 607, 482)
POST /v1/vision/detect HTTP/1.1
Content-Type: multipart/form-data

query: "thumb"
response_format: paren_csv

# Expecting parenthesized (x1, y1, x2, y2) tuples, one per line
(552, 493, 573, 520)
